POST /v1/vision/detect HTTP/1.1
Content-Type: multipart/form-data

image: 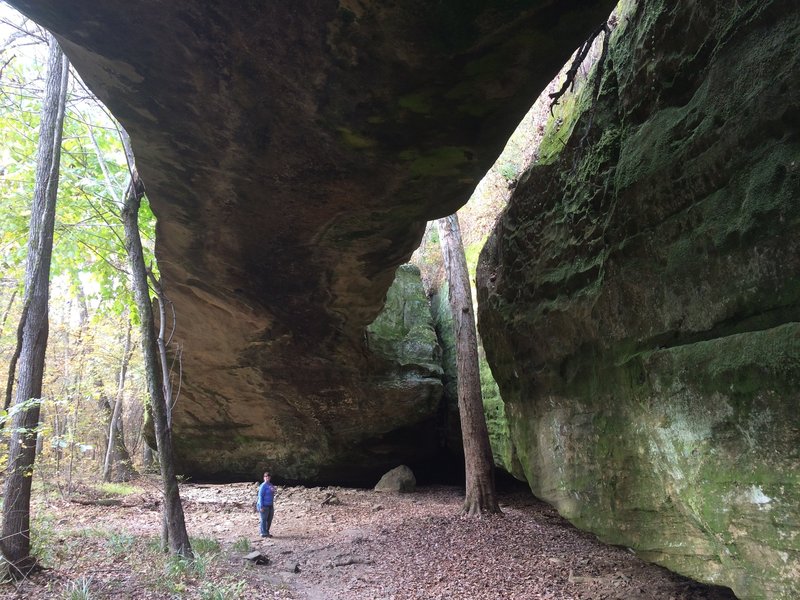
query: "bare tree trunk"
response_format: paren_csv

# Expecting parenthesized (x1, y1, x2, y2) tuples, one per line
(63, 287, 89, 496)
(102, 321, 136, 482)
(52, 408, 65, 497)
(149, 278, 174, 425)
(436, 214, 500, 517)
(66, 385, 81, 496)
(0, 289, 19, 417)
(0, 35, 69, 577)
(0, 289, 17, 339)
(120, 133, 193, 559)
(142, 443, 155, 472)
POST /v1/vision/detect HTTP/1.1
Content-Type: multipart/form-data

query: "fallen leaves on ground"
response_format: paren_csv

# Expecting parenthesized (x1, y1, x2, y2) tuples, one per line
(0, 478, 737, 599)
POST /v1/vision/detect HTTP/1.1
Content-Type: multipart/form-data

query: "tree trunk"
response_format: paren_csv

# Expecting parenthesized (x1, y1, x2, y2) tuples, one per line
(64, 286, 89, 496)
(0, 289, 17, 339)
(149, 277, 175, 426)
(436, 214, 500, 517)
(120, 133, 193, 559)
(102, 321, 136, 482)
(0, 35, 69, 577)
(142, 443, 155, 472)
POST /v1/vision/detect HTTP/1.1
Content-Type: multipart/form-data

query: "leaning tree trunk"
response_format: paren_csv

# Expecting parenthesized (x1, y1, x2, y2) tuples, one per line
(102, 321, 136, 482)
(0, 290, 17, 340)
(436, 214, 500, 517)
(0, 35, 69, 577)
(120, 135, 193, 559)
(100, 390, 136, 482)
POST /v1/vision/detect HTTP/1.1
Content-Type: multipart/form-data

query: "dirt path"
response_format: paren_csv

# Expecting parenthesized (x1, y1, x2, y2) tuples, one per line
(2, 480, 738, 599)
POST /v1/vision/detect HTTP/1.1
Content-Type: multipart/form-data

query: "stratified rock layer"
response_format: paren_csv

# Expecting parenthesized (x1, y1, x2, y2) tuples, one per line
(477, 1, 800, 598)
(6, 0, 616, 481)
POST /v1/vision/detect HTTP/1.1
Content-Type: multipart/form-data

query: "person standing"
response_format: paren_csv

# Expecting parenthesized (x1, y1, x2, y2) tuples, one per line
(257, 471, 276, 538)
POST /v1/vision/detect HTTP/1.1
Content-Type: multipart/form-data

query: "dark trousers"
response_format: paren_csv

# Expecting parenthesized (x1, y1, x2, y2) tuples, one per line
(259, 504, 274, 536)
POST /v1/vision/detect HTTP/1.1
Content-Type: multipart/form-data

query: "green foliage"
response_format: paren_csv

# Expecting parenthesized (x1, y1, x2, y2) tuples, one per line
(0, 30, 157, 319)
(64, 576, 93, 600)
(232, 536, 251, 552)
(190, 536, 221, 554)
(199, 578, 247, 600)
(145, 536, 165, 554)
(163, 551, 214, 589)
(30, 513, 58, 566)
(0, 57, 39, 286)
(106, 532, 137, 555)
(164, 553, 193, 579)
(0, 396, 43, 427)
(498, 162, 518, 182)
(75, 527, 109, 539)
(0, 11, 152, 503)
(97, 482, 141, 496)
(190, 552, 213, 578)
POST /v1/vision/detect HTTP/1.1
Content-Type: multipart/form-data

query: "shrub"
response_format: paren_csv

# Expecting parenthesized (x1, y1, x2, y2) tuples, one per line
(64, 575, 93, 600)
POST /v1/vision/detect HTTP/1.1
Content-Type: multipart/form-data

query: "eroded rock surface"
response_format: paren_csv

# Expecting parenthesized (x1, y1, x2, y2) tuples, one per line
(477, 1, 800, 598)
(6, 0, 616, 481)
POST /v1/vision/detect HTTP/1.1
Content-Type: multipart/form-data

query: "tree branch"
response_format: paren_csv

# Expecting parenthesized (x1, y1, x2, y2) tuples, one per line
(548, 21, 611, 115)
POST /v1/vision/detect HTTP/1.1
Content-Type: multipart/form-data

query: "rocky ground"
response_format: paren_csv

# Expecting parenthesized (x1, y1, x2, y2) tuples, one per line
(1, 478, 738, 599)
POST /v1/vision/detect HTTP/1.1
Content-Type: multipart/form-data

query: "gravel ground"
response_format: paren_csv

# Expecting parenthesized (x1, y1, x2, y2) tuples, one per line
(1, 479, 739, 599)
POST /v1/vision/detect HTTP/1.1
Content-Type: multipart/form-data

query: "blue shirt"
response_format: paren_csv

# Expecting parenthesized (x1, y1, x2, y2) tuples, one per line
(257, 481, 275, 510)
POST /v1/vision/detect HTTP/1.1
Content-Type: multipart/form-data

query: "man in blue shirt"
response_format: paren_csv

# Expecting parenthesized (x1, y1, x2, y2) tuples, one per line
(257, 471, 276, 537)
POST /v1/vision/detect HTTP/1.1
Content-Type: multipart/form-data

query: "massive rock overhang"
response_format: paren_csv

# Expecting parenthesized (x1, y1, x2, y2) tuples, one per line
(8, 0, 616, 482)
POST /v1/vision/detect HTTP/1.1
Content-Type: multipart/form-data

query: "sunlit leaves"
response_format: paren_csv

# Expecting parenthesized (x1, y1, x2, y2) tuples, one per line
(0, 9, 150, 494)
(0, 27, 157, 318)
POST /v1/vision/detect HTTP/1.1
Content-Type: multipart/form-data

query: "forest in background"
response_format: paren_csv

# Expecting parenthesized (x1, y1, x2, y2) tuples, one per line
(0, 9, 158, 494)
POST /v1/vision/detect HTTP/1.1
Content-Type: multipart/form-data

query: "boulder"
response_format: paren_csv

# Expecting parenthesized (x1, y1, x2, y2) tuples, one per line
(374, 465, 416, 493)
(243, 551, 269, 566)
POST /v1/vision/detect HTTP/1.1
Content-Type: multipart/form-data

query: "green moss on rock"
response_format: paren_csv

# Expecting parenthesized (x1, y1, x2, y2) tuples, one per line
(477, 1, 800, 598)
(367, 264, 443, 375)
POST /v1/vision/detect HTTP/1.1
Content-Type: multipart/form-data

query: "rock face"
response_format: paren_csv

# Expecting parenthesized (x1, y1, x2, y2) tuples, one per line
(366, 265, 442, 383)
(6, 0, 617, 481)
(477, 1, 800, 598)
(374, 465, 417, 493)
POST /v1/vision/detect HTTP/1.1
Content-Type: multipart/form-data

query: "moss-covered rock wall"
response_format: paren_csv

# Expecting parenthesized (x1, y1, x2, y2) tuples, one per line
(477, 1, 800, 598)
(367, 264, 442, 378)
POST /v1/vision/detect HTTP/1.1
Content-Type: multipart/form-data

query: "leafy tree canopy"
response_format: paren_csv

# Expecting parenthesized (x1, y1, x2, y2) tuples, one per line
(0, 10, 157, 322)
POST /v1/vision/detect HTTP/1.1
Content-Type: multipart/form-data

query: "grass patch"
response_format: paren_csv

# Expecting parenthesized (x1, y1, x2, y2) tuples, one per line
(76, 527, 110, 539)
(191, 537, 221, 554)
(96, 482, 141, 496)
(64, 575, 93, 600)
(19, 483, 287, 598)
(199, 578, 246, 600)
(193, 552, 214, 578)
(145, 536, 165, 553)
(160, 551, 218, 594)
(163, 554, 194, 588)
(30, 514, 58, 565)
(106, 532, 137, 555)
(232, 537, 251, 552)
